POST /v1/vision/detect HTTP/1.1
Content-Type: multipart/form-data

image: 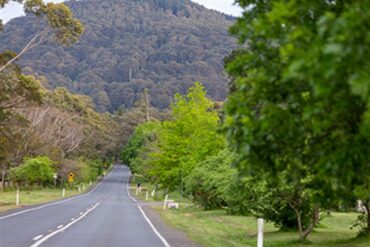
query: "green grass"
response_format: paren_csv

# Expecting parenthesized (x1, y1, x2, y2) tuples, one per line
(154, 207, 370, 247)
(0, 187, 85, 213)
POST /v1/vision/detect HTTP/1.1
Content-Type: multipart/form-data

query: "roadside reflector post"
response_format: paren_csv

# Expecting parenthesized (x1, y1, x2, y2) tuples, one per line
(163, 194, 169, 210)
(151, 189, 155, 197)
(146, 191, 149, 201)
(16, 189, 19, 206)
(257, 218, 264, 247)
(78, 186, 81, 192)
(62, 188, 66, 197)
(82, 184, 85, 191)
(89, 181, 92, 186)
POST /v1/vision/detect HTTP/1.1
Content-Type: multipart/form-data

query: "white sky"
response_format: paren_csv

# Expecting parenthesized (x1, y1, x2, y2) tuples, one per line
(0, 0, 242, 23)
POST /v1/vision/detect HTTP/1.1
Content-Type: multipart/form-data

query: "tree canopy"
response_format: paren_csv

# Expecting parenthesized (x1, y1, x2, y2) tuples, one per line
(225, 0, 370, 238)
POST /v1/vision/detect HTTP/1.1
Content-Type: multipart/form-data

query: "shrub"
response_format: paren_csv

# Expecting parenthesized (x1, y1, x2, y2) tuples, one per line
(10, 156, 55, 187)
(185, 149, 236, 210)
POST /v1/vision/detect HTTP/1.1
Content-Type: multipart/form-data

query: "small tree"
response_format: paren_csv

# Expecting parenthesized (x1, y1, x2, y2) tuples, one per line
(10, 156, 55, 187)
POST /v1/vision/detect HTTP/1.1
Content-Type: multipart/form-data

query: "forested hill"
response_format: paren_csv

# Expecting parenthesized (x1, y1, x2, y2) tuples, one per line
(0, 0, 236, 112)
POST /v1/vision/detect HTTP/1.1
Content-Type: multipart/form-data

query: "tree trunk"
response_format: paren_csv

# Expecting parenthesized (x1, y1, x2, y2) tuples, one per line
(0, 28, 48, 73)
(1, 168, 5, 191)
(365, 201, 370, 233)
(291, 203, 320, 240)
(144, 89, 150, 122)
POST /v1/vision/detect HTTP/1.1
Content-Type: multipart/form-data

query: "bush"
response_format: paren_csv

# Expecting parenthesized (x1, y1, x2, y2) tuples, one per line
(10, 156, 55, 187)
(185, 149, 236, 210)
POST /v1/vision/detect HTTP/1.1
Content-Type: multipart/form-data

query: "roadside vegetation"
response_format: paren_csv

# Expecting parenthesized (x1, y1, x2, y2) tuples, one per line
(0, 1, 165, 200)
(157, 208, 370, 247)
(0, 188, 81, 213)
(123, 2, 370, 245)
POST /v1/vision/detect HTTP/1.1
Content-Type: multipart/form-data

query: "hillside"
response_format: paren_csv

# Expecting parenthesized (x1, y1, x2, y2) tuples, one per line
(0, 0, 236, 112)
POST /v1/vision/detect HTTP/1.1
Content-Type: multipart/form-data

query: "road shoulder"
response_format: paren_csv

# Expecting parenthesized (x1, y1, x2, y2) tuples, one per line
(138, 202, 201, 247)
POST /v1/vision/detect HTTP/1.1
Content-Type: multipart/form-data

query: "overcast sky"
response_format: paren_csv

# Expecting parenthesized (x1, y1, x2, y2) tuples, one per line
(0, 0, 242, 23)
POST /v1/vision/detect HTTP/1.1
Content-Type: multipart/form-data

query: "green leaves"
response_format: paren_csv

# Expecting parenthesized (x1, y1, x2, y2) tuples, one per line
(150, 83, 224, 190)
(10, 156, 55, 185)
(45, 3, 84, 46)
(226, 0, 370, 236)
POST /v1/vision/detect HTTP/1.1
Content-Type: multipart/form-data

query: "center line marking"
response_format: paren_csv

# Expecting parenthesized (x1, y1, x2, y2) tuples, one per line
(32, 235, 43, 241)
(30, 201, 101, 247)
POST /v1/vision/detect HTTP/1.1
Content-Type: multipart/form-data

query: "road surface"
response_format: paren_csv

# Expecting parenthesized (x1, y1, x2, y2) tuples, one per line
(0, 165, 169, 247)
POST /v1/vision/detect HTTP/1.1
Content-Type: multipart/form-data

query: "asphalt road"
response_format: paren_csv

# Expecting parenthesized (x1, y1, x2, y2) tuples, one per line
(0, 165, 168, 247)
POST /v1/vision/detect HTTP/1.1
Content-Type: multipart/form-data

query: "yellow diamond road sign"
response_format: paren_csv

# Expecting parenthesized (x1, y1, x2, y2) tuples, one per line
(68, 172, 75, 183)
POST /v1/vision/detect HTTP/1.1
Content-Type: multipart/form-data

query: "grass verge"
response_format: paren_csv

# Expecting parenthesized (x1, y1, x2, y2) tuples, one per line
(0, 187, 87, 213)
(153, 207, 370, 247)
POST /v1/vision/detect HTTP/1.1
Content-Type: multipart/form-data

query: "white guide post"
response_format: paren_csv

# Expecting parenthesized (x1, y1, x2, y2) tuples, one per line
(62, 188, 66, 197)
(151, 189, 156, 197)
(146, 191, 149, 201)
(163, 194, 169, 210)
(16, 189, 19, 206)
(257, 218, 264, 247)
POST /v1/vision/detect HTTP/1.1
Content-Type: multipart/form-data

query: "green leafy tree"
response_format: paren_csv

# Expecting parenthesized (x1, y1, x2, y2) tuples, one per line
(121, 121, 161, 174)
(10, 156, 55, 186)
(225, 0, 370, 238)
(150, 83, 224, 190)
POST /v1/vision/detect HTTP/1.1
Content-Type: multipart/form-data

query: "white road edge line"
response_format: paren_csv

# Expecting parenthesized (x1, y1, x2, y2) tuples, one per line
(137, 205, 171, 247)
(30, 201, 101, 247)
(125, 170, 170, 247)
(32, 235, 43, 241)
(0, 167, 116, 221)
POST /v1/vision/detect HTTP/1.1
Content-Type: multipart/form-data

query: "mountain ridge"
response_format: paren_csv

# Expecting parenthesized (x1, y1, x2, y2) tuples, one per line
(0, 0, 237, 112)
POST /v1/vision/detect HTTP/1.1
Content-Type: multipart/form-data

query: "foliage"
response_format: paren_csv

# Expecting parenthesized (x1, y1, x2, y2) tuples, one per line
(121, 121, 161, 174)
(226, 0, 370, 238)
(0, 0, 236, 111)
(150, 83, 224, 190)
(185, 149, 236, 210)
(10, 156, 55, 186)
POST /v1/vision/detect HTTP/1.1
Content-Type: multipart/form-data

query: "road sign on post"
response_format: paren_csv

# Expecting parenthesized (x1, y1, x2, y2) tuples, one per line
(68, 172, 75, 183)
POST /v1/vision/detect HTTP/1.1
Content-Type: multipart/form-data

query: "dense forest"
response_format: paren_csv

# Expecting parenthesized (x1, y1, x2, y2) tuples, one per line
(0, 0, 236, 112)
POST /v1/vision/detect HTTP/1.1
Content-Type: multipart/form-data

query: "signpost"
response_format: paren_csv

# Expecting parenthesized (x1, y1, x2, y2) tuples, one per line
(68, 172, 75, 183)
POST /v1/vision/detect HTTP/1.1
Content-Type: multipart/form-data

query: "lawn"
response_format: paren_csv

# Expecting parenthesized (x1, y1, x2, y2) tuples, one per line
(154, 207, 370, 247)
(0, 187, 83, 213)
(130, 179, 370, 247)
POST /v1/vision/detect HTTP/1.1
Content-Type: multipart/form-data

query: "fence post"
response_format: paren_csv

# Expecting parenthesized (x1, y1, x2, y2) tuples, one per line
(257, 218, 264, 247)
(16, 189, 19, 206)
(163, 194, 169, 210)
